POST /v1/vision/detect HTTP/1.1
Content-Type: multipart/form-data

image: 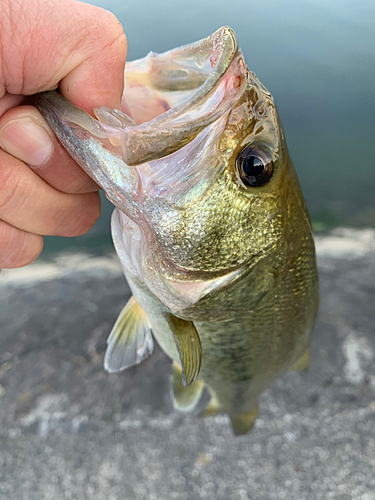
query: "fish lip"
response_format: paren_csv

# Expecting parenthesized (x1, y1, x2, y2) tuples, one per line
(35, 91, 142, 216)
(36, 26, 245, 170)
(102, 26, 245, 166)
(128, 26, 239, 130)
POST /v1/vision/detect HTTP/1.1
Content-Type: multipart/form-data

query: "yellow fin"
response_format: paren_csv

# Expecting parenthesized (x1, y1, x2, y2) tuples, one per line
(165, 313, 202, 387)
(200, 396, 221, 418)
(170, 362, 204, 412)
(230, 406, 259, 436)
(104, 296, 153, 373)
(291, 348, 310, 372)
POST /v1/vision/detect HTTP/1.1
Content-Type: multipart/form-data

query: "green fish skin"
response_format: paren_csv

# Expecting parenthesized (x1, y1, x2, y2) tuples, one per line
(36, 26, 319, 435)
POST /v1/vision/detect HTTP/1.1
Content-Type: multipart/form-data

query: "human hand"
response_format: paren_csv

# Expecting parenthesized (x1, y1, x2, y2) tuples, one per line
(0, 0, 127, 268)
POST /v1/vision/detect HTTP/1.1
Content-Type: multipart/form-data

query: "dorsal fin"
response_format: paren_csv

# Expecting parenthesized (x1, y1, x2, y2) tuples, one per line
(104, 296, 153, 373)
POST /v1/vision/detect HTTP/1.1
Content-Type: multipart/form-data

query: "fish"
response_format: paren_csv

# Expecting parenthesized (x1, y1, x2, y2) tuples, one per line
(36, 26, 319, 435)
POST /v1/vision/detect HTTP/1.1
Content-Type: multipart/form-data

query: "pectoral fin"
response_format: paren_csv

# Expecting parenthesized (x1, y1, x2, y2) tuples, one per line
(104, 296, 153, 373)
(165, 313, 202, 387)
(170, 362, 204, 412)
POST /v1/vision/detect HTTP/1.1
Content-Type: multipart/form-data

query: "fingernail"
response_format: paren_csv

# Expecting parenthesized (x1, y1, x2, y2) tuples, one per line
(0, 117, 53, 166)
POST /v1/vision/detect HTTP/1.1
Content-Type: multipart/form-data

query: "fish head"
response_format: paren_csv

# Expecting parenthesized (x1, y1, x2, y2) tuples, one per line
(36, 27, 308, 317)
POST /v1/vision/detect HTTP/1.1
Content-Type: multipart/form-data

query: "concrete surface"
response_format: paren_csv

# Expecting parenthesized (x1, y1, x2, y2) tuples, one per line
(1, 228, 375, 500)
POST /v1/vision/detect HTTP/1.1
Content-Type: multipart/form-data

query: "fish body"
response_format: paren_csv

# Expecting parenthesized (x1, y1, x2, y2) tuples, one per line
(36, 27, 318, 434)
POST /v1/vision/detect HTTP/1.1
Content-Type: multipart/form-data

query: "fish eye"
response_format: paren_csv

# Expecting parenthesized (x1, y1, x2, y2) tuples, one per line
(235, 146, 274, 187)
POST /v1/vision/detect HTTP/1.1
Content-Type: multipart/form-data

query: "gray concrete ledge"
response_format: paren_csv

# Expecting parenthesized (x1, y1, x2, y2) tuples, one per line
(1, 228, 375, 500)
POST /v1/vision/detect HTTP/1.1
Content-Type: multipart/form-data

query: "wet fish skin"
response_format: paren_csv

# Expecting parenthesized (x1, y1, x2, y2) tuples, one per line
(36, 26, 318, 435)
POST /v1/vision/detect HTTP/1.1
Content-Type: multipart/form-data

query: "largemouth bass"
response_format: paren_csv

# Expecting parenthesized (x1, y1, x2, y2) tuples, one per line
(36, 27, 318, 435)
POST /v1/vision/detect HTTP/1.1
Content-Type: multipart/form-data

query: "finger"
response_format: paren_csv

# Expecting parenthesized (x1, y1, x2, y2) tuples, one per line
(0, 149, 101, 237)
(59, 6, 127, 112)
(0, 105, 99, 194)
(1, 0, 127, 111)
(0, 219, 43, 268)
(0, 93, 24, 117)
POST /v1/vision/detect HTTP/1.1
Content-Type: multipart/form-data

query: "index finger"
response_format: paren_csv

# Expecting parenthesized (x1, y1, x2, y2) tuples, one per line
(0, 105, 99, 194)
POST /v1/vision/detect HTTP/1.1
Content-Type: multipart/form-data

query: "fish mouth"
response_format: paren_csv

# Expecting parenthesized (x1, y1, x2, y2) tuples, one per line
(119, 26, 245, 165)
(36, 26, 246, 175)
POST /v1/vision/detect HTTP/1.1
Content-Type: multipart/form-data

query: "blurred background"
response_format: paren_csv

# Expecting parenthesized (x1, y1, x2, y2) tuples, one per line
(42, 0, 375, 256)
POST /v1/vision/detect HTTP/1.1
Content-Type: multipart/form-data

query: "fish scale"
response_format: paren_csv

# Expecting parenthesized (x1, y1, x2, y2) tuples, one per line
(36, 26, 318, 435)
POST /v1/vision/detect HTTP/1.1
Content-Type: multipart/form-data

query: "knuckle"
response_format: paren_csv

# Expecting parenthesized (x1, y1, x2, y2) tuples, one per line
(57, 193, 101, 237)
(14, 236, 43, 268)
(61, 175, 99, 195)
(0, 159, 21, 212)
(93, 8, 127, 53)
(0, 223, 43, 268)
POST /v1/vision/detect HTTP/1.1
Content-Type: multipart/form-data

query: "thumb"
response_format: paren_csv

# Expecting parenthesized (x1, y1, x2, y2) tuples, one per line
(59, 6, 128, 112)
(0, 0, 127, 112)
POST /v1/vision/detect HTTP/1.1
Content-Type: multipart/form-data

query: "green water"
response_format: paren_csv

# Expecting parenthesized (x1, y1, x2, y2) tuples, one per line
(43, 0, 375, 256)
